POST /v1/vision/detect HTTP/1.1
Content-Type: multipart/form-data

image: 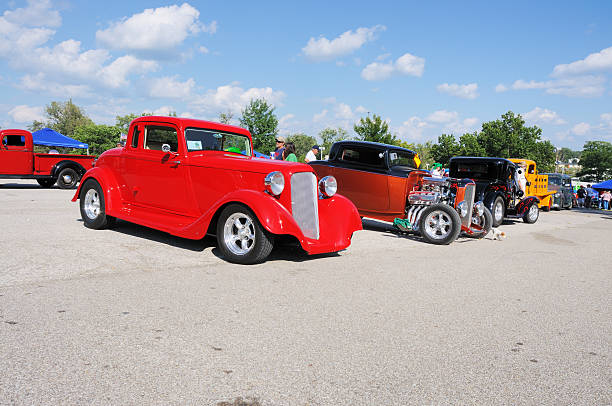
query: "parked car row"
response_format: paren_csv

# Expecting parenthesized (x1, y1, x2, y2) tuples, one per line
(4, 117, 571, 265)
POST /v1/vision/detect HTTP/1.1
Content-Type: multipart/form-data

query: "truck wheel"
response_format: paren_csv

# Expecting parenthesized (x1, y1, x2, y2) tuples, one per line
(418, 203, 461, 245)
(216, 204, 274, 264)
(36, 179, 56, 188)
(79, 179, 115, 229)
(491, 196, 505, 227)
(466, 207, 493, 239)
(57, 167, 79, 189)
(523, 203, 539, 224)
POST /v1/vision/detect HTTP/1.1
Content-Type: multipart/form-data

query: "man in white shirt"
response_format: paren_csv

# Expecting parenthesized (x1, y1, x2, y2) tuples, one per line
(305, 145, 320, 163)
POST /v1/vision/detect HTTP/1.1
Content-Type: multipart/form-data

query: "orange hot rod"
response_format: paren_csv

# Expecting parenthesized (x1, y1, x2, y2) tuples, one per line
(72, 116, 362, 264)
(309, 141, 492, 245)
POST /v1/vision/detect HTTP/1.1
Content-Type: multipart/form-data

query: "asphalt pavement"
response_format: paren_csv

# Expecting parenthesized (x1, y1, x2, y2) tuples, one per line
(0, 180, 610, 405)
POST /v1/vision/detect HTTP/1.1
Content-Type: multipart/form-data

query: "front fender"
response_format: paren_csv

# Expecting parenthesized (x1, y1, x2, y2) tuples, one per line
(179, 190, 362, 254)
(516, 196, 540, 215)
(71, 167, 122, 214)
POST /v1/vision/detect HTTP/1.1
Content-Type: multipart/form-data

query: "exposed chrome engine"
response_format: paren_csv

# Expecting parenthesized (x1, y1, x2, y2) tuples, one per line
(407, 177, 453, 206)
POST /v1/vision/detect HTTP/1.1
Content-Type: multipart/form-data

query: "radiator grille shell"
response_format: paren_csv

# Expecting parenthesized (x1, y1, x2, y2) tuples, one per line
(290, 172, 320, 240)
(460, 183, 475, 228)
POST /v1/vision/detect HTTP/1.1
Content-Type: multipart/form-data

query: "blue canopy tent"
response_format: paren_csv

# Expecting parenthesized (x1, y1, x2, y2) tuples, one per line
(31, 128, 89, 154)
(591, 179, 612, 190)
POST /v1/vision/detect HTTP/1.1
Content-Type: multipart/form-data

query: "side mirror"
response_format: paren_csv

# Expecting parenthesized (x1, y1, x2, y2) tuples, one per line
(517, 190, 524, 198)
(162, 144, 171, 153)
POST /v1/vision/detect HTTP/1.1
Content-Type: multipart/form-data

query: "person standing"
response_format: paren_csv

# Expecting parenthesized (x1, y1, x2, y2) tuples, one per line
(283, 142, 297, 162)
(602, 190, 612, 210)
(577, 186, 586, 207)
(305, 145, 320, 163)
(273, 136, 286, 160)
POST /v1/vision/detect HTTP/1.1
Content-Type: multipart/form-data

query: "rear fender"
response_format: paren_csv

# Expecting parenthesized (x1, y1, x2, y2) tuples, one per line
(516, 196, 540, 215)
(71, 167, 122, 214)
(52, 160, 87, 178)
(484, 191, 505, 213)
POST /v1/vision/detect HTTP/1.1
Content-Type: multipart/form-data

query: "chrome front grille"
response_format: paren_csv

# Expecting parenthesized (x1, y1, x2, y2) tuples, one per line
(290, 172, 319, 240)
(460, 183, 476, 228)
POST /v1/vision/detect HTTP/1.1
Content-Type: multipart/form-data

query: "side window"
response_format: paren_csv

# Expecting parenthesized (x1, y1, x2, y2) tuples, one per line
(144, 125, 178, 152)
(528, 164, 535, 174)
(388, 150, 416, 169)
(2, 135, 26, 147)
(131, 126, 140, 148)
(339, 147, 385, 168)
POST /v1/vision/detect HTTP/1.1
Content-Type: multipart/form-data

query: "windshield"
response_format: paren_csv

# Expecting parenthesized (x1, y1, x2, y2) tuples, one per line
(185, 128, 251, 156)
(450, 162, 500, 180)
(388, 150, 416, 169)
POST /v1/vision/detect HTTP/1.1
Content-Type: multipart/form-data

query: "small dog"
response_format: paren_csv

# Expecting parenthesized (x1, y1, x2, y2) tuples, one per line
(490, 228, 506, 240)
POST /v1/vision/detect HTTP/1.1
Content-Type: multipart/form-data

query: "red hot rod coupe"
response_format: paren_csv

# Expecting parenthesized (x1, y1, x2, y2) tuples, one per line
(72, 116, 362, 264)
(310, 141, 492, 245)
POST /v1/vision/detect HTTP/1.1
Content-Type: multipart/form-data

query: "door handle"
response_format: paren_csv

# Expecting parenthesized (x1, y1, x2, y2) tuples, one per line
(170, 160, 181, 165)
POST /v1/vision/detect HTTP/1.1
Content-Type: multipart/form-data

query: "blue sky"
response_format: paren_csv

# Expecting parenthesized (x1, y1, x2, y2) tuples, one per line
(1, 0, 611, 149)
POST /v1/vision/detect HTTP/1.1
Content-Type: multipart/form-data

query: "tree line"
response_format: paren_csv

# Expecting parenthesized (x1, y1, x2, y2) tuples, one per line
(23, 98, 611, 181)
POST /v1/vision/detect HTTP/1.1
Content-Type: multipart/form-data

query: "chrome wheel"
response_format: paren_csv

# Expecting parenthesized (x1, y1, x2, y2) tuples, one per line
(494, 201, 504, 223)
(423, 210, 453, 240)
(62, 173, 73, 184)
(528, 204, 538, 221)
(223, 212, 256, 256)
(83, 188, 101, 220)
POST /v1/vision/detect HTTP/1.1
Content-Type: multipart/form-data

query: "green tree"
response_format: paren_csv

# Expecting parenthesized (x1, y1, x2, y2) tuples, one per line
(115, 114, 139, 132)
(287, 133, 317, 162)
(459, 132, 486, 156)
(530, 140, 556, 173)
(41, 99, 94, 137)
(28, 120, 46, 132)
(577, 141, 612, 181)
(556, 147, 581, 163)
(218, 110, 234, 125)
(397, 140, 434, 169)
(239, 98, 279, 154)
(431, 134, 461, 165)
(73, 124, 122, 155)
(477, 111, 541, 158)
(318, 127, 349, 156)
(353, 114, 397, 145)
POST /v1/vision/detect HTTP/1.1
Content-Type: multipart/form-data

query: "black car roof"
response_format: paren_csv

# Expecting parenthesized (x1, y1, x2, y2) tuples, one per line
(450, 156, 514, 166)
(332, 140, 416, 154)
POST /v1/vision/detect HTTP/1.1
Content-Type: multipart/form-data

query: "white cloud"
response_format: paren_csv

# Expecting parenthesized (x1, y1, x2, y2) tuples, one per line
(396, 117, 430, 141)
(552, 46, 612, 77)
(199, 46, 209, 54)
(96, 4, 215, 53)
(149, 106, 177, 116)
(426, 110, 458, 123)
(335, 103, 354, 119)
(443, 118, 479, 134)
(355, 105, 368, 114)
(147, 76, 195, 98)
(512, 76, 605, 97)
(99, 55, 158, 88)
(20, 73, 92, 97)
(302, 25, 385, 61)
(571, 122, 591, 135)
(495, 83, 508, 92)
(8, 105, 45, 123)
(2, 0, 61, 27)
(190, 84, 285, 114)
(523, 107, 566, 125)
(313, 109, 328, 122)
(601, 113, 612, 124)
(437, 83, 479, 99)
(361, 52, 425, 81)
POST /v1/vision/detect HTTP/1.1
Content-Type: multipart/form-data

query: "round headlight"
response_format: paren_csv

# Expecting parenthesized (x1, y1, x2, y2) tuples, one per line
(264, 171, 284, 196)
(457, 201, 468, 218)
(319, 176, 337, 198)
(474, 201, 485, 217)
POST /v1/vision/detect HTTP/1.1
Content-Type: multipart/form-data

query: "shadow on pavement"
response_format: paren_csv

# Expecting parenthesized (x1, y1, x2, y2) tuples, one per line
(0, 183, 59, 189)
